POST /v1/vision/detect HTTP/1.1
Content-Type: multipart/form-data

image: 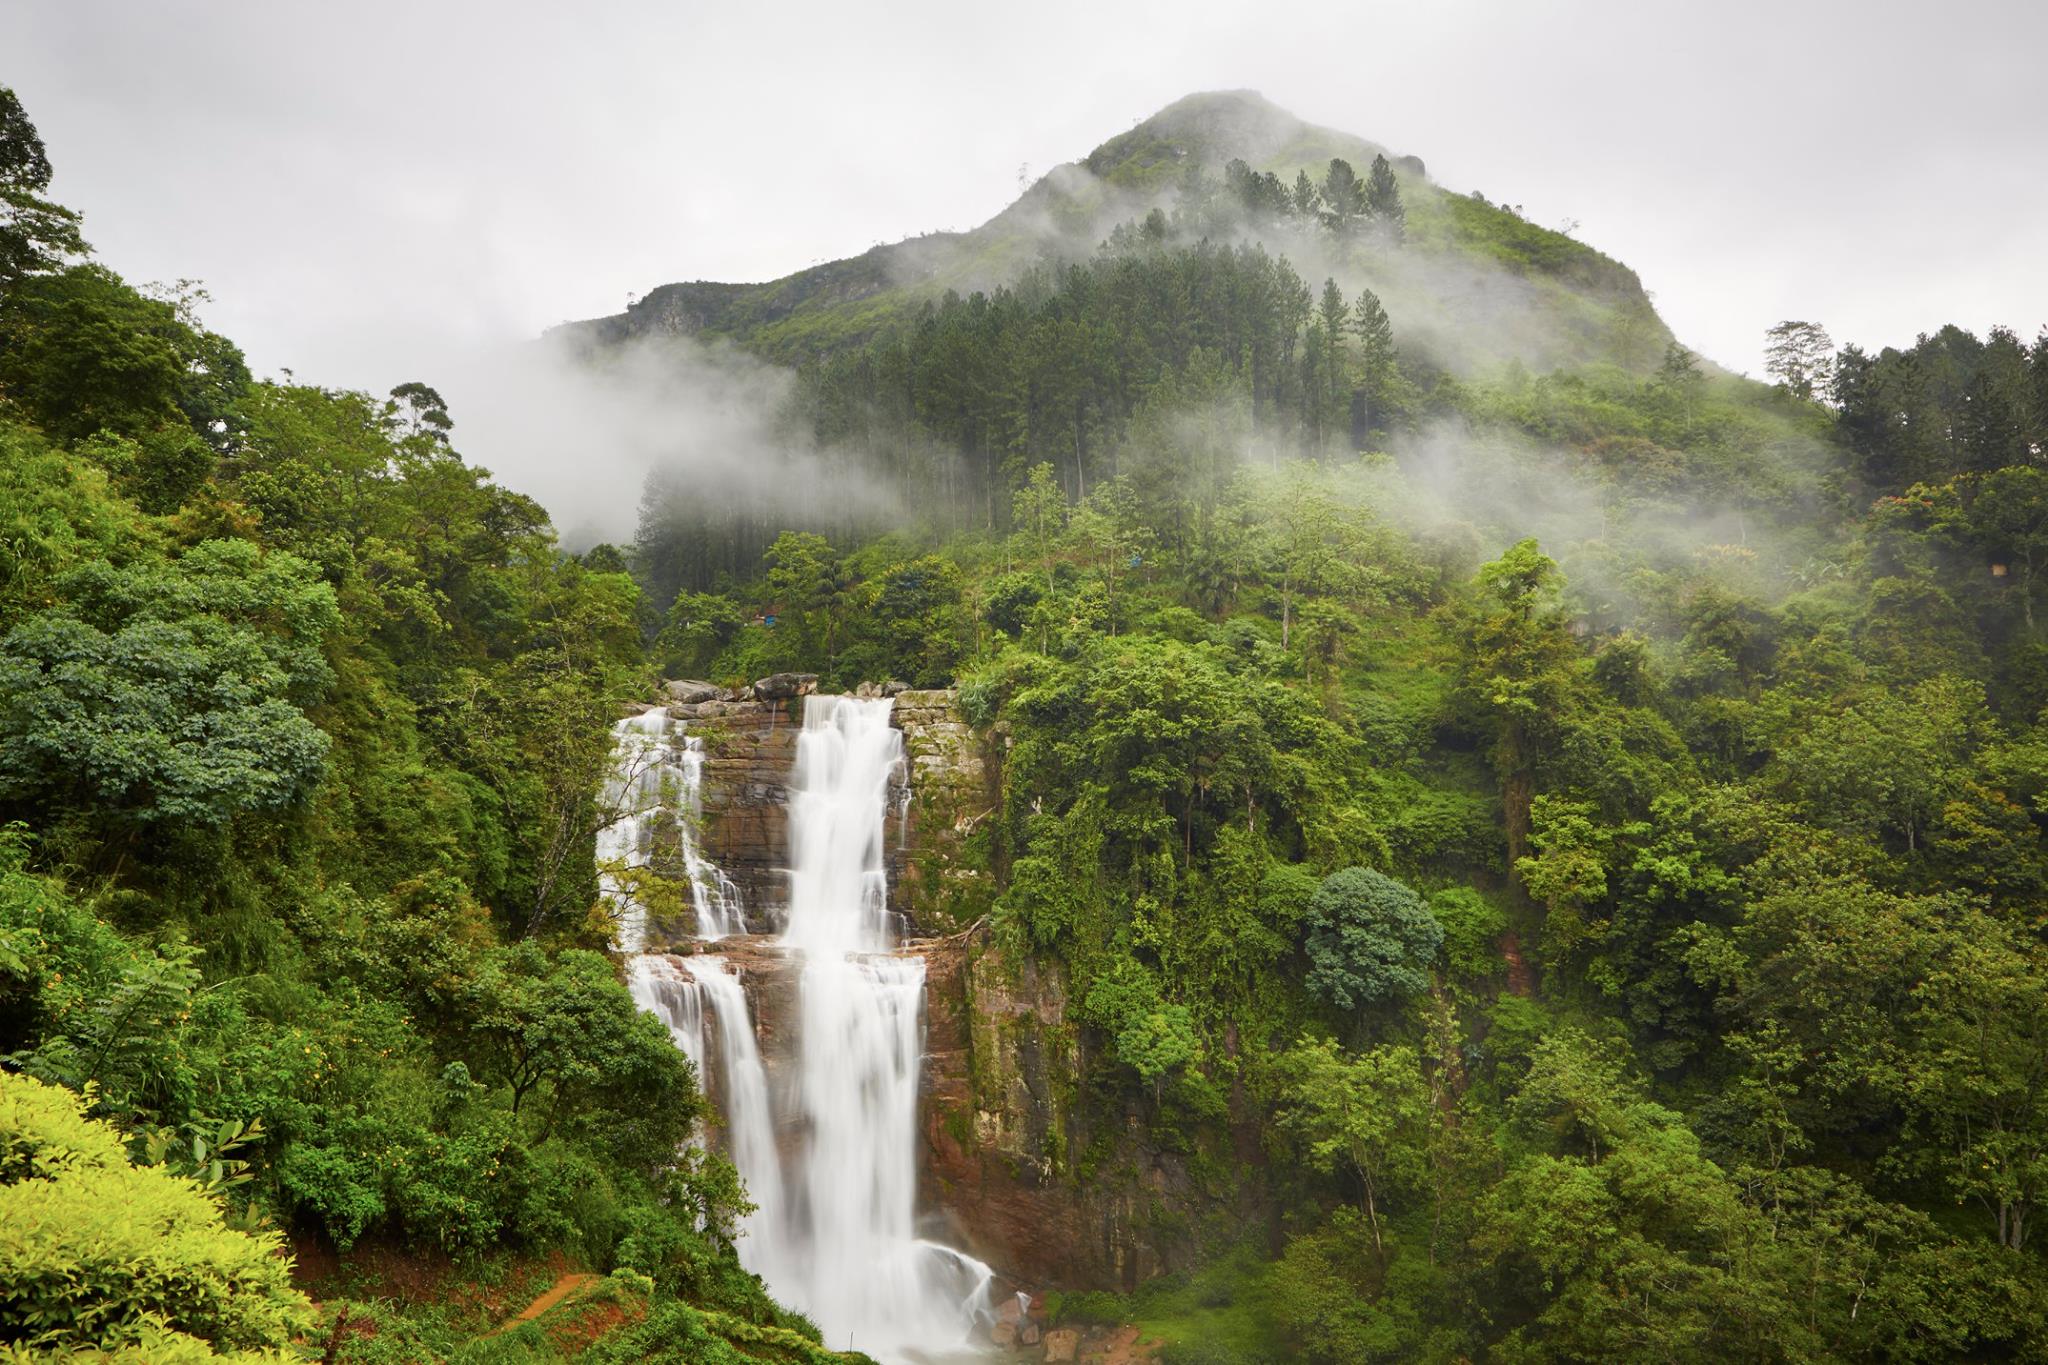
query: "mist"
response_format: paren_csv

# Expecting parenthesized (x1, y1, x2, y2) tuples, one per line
(434, 331, 904, 551)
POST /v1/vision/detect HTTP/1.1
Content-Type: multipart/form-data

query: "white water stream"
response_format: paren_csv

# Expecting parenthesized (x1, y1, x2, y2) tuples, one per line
(599, 708, 744, 951)
(608, 696, 993, 1362)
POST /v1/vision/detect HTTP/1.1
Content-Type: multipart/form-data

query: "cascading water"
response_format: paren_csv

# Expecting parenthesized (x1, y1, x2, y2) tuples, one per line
(769, 696, 992, 1358)
(599, 708, 744, 949)
(603, 696, 992, 1363)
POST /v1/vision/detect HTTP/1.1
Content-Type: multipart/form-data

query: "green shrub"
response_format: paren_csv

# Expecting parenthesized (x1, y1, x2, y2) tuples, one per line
(0, 1070, 314, 1356)
(1428, 886, 1507, 983)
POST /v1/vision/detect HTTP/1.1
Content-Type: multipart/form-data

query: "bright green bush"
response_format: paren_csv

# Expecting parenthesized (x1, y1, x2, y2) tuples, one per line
(0, 1070, 314, 1356)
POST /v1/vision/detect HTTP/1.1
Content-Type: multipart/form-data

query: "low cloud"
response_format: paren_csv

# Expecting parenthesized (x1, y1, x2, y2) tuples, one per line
(439, 332, 903, 551)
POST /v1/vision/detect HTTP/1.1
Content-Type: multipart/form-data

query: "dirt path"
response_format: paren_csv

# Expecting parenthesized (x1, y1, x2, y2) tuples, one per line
(495, 1272, 596, 1333)
(1499, 929, 1535, 996)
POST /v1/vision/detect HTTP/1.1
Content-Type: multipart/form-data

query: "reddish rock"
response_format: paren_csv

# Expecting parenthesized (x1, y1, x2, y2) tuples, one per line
(677, 696, 799, 931)
(916, 925, 1257, 1292)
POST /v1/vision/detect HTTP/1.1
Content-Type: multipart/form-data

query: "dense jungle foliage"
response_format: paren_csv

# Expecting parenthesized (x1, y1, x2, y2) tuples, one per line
(7, 71, 2048, 1363)
(0, 87, 851, 1363)
(626, 151, 2048, 1365)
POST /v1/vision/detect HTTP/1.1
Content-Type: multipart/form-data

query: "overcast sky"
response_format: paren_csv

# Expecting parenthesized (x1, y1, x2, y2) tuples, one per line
(13, 0, 2046, 509)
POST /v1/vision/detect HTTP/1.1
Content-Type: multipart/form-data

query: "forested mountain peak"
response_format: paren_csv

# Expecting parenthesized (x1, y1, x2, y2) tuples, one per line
(1080, 88, 1407, 190)
(556, 90, 1665, 375)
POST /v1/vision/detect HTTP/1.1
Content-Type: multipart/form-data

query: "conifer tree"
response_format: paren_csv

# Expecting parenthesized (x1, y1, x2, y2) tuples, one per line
(1319, 279, 1350, 424)
(1364, 154, 1405, 242)
(1353, 287, 1395, 434)
(1321, 158, 1365, 233)
(1293, 169, 1320, 219)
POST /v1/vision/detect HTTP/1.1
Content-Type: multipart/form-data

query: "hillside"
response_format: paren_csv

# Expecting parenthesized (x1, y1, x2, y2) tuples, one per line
(553, 90, 1666, 374)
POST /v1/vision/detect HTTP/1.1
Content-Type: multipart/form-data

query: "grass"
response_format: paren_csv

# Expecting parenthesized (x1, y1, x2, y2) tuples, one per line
(1046, 1245, 1286, 1365)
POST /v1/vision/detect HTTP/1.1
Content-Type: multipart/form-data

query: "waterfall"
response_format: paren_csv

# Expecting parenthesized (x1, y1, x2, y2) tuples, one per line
(600, 707, 744, 950)
(678, 734, 747, 940)
(603, 695, 993, 1364)
(772, 695, 992, 1359)
(628, 953, 709, 1074)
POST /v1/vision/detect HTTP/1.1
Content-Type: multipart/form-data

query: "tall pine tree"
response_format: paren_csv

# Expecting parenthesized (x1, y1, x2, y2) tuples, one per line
(1364, 154, 1405, 242)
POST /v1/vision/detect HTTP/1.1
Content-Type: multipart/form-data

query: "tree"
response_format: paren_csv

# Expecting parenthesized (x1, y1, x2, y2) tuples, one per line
(1293, 168, 1320, 219)
(1516, 796, 1614, 962)
(1763, 320, 1834, 401)
(1656, 342, 1705, 431)
(1012, 461, 1067, 597)
(1459, 540, 1577, 874)
(1302, 867, 1444, 1010)
(1777, 675, 1982, 854)
(1278, 1037, 1430, 1258)
(1320, 158, 1364, 233)
(1082, 957, 1199, 1104)
(1478, 1031, 1801, 1359)
(1363, 154, 1405, 241)
(0, 267, 185, 441)
(463, 944, 698, 1161)
(0, 540, 337, 834)
(762, 530, 841, 664)
(1352, 288, 1395, 437)
(656, 589, 745, 677)
(387, 379, 454, 444)
(1317, 279, 1350, 431)
(0, 86, 87, 285)
(1897, 909, 2048, 1251)
(1263, 465, 1358, 650)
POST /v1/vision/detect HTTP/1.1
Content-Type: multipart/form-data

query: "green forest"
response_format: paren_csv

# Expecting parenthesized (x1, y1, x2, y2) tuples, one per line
(7, 74, 2048, 1365)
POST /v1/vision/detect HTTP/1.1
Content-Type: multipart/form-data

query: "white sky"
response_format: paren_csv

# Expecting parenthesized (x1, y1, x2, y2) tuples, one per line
(13, 0, 2047, 485)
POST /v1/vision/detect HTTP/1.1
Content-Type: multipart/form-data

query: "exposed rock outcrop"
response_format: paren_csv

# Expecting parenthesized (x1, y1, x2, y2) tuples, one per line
(668, 692, 800, 932)
(662, 683, 992, 937)
(889, 689, 996, 934)
(663, 679, 726, 704)
(751, 672, 819, 701)
(658, 679, 1247, 1296)
(917, 925, 1248, 1292)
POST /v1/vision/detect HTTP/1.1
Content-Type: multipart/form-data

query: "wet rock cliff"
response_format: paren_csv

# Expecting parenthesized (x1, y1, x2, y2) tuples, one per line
(662, 681, 1254, 1295)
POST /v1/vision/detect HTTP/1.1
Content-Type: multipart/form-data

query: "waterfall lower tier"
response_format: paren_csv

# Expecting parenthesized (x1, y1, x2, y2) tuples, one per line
(627, 954, 785, 1254)
(781, 953, 993, 1356)
(605, 695, 993, 1363)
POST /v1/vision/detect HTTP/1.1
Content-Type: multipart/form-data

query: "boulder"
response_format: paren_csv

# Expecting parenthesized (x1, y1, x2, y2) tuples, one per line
(1020, 1320, 1041, 1345)
(1043, 1329, 1080, 1363)
(990, 1319, 1017, 1347)
(663, 679, 723, 704)
(751, 672, 818, 701)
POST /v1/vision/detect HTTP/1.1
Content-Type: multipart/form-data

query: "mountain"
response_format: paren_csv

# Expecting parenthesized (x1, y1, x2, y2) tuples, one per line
(552, 90, 1669, 374)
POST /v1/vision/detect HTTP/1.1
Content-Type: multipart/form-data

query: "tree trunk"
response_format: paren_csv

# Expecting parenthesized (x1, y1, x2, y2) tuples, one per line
(1503, 725, 1534, 886)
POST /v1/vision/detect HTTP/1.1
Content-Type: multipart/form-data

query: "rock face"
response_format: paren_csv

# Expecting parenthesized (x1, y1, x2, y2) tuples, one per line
(663, 678, 724, 704)
(666, 683, 994, 938)
(668, 692, 800, 932)
(918, 925, 1235, 1291)
(889, 689, 997, 934)
(662, 679, 1245, 1296)
(751, 672, 819, 701)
